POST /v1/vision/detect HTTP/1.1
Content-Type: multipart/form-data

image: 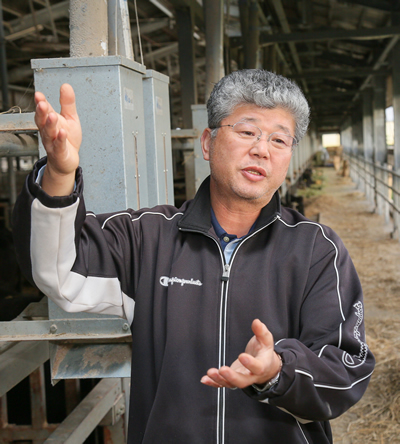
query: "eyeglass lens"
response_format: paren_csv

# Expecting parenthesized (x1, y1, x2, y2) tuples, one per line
(232, 122, 295, 149)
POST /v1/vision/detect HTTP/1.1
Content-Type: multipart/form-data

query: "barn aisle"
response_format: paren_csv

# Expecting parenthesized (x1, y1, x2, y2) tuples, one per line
(303, 166, 400, 443)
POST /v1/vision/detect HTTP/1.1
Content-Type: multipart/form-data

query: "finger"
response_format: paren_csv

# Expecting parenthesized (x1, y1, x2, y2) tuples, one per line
(251, 319, 274, 348)
(238, 353, 264, 376)
(55, 128, 68, 148)
(203, 368, 236, 389)
(45, 128, 69, 169)
(34, 99, 50, 130)
(39, 112, 61, 151)
(34, 91, 46, 106)
(217, 366, 256, 389)
(59, 84, 78, 120)
(200, 375, 222, 388)
(34, 91, 56, 113)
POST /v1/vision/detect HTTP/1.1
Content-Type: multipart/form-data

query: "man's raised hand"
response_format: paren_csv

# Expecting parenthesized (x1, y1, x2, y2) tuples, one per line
(34, 84, 82, 196)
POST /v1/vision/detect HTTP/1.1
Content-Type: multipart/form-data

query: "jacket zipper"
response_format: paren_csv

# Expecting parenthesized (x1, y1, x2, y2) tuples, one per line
(218, 263, 230, 444)
(179, 216, 278, 444)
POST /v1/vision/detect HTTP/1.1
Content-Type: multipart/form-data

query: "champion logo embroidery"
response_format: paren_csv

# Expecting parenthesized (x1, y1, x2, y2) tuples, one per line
(343, 301, 368, 368)
(159, 276, 203, 287)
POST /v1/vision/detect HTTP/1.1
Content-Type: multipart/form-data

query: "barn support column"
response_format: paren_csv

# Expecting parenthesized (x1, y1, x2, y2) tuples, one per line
(392, 13, 400, 237)
(203, 0, 224, 100)
(69, 0, 108, 57)
(176, 6, 197, 200)
(351, 108, 360, 157)
(0, 0, 9, 111)
(362, 88, 374, 202)
(239, 0, 259, 68)
(341, 118, 352, 156)
(373, 75, 387, 217)
(176, 7, 197, 129)
(374, 76, 387, 166)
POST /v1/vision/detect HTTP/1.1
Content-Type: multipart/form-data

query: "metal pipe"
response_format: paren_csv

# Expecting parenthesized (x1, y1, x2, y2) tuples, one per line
(7, 157, 16, 207)
(247, 0, 259, 68)
(204, 0, 224, 99)
(0, 0, 10, 110)
(0, 133, 38, 157)
(69, 0, 108, 57)
(44, 0, 59, 42)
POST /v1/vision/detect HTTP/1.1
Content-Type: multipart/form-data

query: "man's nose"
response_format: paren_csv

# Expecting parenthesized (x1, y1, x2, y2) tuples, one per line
(249, 136, 271, 158)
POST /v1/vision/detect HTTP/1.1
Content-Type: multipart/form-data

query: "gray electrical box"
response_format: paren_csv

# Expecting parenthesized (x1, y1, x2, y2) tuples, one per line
(31, 55, 152, 381)
(143, 70, 174, 206)
(32, 55, 148, 213)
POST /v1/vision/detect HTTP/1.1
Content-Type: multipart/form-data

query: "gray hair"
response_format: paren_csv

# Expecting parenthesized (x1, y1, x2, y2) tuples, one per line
(207, 69, 310, 142)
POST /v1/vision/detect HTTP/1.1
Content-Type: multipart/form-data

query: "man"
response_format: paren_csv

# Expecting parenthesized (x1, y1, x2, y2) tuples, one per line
(13, 70, 374, 443)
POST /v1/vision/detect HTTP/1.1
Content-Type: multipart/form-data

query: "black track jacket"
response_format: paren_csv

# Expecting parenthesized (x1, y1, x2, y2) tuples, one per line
(13, 158, 375, 444)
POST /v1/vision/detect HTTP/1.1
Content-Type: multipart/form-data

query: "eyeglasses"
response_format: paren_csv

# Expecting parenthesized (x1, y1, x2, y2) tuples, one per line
(211, 122, 297, 150)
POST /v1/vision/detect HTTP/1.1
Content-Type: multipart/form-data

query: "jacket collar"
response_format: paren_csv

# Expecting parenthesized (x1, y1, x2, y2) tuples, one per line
(178, 176, 282, 234)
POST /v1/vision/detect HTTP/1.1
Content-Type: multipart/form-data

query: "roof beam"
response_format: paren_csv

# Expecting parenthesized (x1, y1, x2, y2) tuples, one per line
(269, 0, 308, 92)
(143, 42, 178, 63)
(336, 0, 400, 12)
(7, 0, 69, 34)
(169, 0, 204, 28)
(131, 18, 170, 37)
(290, 67, 389, 80)
(317, 50, 366, 67)
(307, 90, 359, 98)
(260, 26, 400, 45)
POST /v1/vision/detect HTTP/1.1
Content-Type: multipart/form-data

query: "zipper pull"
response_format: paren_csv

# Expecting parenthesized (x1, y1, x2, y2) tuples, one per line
(221, 264, 230, 282)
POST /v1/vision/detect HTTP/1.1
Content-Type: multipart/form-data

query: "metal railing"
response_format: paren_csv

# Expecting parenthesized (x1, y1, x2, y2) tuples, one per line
(345, 152, 400, 237)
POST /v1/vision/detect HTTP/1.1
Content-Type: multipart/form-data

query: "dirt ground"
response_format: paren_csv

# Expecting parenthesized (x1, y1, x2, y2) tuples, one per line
(302, 167, 400, 443)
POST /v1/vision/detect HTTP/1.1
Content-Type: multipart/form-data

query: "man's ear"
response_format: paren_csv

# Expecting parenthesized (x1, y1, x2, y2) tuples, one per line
(201, 128, 212, 161)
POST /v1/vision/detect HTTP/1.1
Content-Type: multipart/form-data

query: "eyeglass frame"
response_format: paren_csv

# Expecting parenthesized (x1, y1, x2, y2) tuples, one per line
(210, 121, 298, 150)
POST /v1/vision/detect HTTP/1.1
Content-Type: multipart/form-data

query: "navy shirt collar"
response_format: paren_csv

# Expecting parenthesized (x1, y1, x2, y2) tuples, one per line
(211, 207, 257, 250)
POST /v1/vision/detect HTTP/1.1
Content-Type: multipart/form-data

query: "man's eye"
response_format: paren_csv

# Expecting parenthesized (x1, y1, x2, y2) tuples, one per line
(239, 130, 256, 137)
(271, 136, 289, 146)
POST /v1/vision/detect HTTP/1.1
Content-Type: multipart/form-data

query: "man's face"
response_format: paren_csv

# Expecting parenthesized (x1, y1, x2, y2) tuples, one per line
(201, 104, 296, 209)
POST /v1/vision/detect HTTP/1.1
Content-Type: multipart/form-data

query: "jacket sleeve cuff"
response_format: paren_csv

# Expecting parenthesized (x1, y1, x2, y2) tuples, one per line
(242, 347, 295, 402)
(29, 156, 83, 209)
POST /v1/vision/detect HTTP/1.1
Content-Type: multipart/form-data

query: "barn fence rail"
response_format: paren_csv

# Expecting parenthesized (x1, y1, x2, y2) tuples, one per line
(344, 152, 400, 239)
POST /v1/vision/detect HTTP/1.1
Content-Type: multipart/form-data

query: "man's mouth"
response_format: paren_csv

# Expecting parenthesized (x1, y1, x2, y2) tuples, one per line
(242, 167, 266, 177)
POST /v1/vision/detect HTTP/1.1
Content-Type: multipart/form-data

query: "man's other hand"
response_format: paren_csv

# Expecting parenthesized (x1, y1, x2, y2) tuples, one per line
(201, 319, 282, 390)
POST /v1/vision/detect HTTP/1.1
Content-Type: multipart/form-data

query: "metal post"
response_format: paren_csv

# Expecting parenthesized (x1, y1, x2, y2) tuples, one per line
(183, 151, 196, 200)
(69, 0, 108, 57)
(7, 157, 16, 223)
(373, 75, 387, 215)
(383, 163, 390, 224)
(238, 0, 248, 48)
(392, 26, 400, 236)
(247, 0, 259, 68)
(0, 395, 7, 429)
(176, 7, 197, 128)
(30, 366, 47, 444)
(0, 0, 9, 110)
(108, 0, 134, 60)
(203, 0, 225, 99)
(373, 75, 387, 166)
(64, 379, 81, 415)
(362, 88, 374, 202)
(192, 104, 209, 191)
(238, 0, 253, 69)
(351, 108, 359, 157)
